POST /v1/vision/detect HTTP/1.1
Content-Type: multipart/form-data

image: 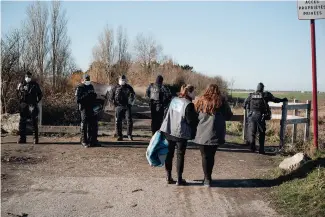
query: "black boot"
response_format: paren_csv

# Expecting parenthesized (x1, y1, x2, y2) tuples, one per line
(17, 137, 26, 144)
(91, 140, 101, 147)
(116, 122, 123, 141)
(176, 177, 187, 186)
(33, 121, 39, 144)
(116, 137, 123, 141)
(166, 171, 176, 184)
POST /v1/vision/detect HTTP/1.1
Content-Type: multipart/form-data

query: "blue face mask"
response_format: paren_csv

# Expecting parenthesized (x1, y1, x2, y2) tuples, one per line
(25, 77, 31, 83)
(84, 81, 91, 85)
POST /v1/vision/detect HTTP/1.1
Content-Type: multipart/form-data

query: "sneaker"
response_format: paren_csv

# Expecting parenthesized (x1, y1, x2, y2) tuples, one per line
(203, 179, 212, 187)
(117, 137, 123, 141)
(81, 142, 89, 148)
(176, 179, 187, 186)
(128, 135, 133, 141)
(91, 141, 101, 147)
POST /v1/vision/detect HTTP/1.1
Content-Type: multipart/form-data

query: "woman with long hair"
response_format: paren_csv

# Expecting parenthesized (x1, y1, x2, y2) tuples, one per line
(194, 84, 233, 187)
(160, 84, 198, 186)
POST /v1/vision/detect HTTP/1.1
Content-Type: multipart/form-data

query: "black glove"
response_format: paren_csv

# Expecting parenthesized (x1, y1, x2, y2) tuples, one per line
(283, 97, 288, 102)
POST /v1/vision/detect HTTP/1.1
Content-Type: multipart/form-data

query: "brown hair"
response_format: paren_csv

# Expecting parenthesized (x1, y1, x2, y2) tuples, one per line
(178, 84, 194, 98)
(195, 84, 223, 115)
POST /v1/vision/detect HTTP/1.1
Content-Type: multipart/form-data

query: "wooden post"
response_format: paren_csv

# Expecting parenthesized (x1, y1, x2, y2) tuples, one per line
(279, 101, 288, 149)
(304, 100, 311, 142)
(38, 100, 42, 126)
(242, 109, 247, 141)
(292, 99, 298, 143)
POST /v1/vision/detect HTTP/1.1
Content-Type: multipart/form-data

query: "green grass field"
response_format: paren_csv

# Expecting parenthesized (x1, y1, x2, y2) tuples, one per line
(231, 91, 325, 102)
(270, 151, 325, 217)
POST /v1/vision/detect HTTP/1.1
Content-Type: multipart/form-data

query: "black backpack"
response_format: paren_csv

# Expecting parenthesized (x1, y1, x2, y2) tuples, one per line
(250, 92, 271, 120)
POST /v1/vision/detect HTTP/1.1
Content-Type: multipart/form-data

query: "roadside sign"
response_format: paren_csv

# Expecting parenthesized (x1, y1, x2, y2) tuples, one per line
(297, 0, 325, 20)
(297, 0, 323, 149)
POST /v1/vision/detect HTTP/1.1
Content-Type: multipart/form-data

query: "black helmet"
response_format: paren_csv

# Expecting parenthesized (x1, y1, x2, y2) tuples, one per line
(256, 82, 264, 92)
(25, 71, 32, 77)
(156, 75, 163, 84)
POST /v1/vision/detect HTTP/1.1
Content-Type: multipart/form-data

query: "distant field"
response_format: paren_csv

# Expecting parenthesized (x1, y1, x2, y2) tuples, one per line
(231, 91, 325, 102)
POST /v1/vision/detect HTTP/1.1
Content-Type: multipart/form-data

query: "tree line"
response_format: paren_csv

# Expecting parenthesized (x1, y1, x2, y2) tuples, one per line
(1, 1, 228, 115)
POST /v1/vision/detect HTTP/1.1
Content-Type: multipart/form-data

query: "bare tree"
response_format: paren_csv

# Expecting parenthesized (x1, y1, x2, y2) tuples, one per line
(24, 1, 49, 83)
(115, 25, 131, 75)
(92, 26, 116, 83)
(49, 0, 71, 88)
(133, 33, 162, 74)
(1, 29, 26, 113)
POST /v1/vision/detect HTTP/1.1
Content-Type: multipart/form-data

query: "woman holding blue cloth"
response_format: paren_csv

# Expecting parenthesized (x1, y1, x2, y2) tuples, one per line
(194, 84, 233, 187)
(160, 84, 198, 186)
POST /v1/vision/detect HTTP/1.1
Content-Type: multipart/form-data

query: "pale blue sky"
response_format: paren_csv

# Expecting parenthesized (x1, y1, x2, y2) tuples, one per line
(1, 1, 325, 91)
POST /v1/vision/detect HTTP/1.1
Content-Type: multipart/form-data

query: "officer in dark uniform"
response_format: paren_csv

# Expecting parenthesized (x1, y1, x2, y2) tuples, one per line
(244, 82, 287, 154)
(146, 75, 172, 135)
(110, 75, 135, 141)
(17, 71, 43, 144)
(75, 74, 99, 148)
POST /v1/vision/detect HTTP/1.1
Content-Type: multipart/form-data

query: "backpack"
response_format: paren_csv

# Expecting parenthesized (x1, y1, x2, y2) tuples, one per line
(250, 92, 271, 120)
(114, 85, 129, 106)
(150, 84, 161, 101)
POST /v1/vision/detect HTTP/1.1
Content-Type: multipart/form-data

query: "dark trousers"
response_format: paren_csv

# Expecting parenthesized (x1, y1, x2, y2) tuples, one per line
(165, 140, 187, 180)
(19, 103, 38, 140)
(115, 106, 133, 137)
(200, 145, 218, 180)
(150, 102, 165, 135)
(247, 112, 266, 152)
(80, 109, 98, 144)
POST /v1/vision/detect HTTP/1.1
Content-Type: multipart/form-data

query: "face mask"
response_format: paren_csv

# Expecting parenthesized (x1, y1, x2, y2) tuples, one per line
(119, 80, 126, 86)
(84, 81, 91, 85)
(25, 77, 31, 83)
(188, 92, 195, 100)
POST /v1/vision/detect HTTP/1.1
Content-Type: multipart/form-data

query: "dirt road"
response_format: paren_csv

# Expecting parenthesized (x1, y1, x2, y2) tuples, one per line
(1, 135, 281, 217)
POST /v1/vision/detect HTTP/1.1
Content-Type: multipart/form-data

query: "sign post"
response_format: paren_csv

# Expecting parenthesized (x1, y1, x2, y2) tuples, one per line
(297, 0, 325, 149)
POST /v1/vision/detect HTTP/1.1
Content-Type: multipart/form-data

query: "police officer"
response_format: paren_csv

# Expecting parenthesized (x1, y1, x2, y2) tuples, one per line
(75, 74, 99, 148)
(146, 75, 172, 135)
(17, 71, 43, 144)
(110, 75, 135, 141)
(244, 82, 288, 154)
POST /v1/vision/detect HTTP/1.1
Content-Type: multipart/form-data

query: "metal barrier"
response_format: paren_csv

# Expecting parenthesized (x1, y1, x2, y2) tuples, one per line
(38, 96, 311, 149)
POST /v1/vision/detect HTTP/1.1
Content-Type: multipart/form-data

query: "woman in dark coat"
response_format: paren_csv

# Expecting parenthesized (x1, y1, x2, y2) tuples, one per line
(194, 84, 233, 187)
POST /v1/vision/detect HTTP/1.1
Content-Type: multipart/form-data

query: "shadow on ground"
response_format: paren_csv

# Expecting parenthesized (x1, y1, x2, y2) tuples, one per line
(187, 157, 325, 188)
